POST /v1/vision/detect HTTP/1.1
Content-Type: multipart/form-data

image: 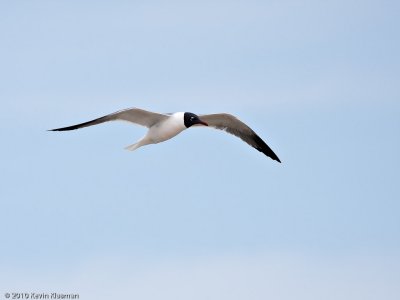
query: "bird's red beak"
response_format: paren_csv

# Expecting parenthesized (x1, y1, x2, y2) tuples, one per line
(196, 120, 208, 126)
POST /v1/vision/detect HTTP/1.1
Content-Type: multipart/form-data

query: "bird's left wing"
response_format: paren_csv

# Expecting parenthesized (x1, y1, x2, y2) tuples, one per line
(49, 107, 168, 131)
(199, 113, 281, 162)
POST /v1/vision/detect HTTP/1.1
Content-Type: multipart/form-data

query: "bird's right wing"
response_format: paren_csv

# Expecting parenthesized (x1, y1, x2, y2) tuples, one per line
(200, 113, 281, 162)
(49, 108, 168, 131)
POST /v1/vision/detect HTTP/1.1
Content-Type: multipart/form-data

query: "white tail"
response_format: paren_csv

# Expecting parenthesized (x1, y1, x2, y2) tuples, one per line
(124, 142, 141, 151)
(124, 138, 151, 152)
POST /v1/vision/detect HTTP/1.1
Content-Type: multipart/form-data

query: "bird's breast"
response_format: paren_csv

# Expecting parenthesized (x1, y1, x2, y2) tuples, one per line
(147, 116, 186, 143)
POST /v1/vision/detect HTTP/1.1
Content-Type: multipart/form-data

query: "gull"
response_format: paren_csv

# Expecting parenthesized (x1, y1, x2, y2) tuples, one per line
(49, 107, 281, 162)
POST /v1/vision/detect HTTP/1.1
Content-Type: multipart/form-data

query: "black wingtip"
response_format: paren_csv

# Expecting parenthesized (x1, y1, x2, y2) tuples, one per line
(271, 151, 282, 163)
(252, 133, 281, 163)
(268, 152, 281, 163)
(47, 128, 67, 132)
(46, 123, 86, 131)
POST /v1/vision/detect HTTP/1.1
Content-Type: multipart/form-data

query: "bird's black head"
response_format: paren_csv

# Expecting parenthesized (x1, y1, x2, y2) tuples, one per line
(184, 112, 208, 128)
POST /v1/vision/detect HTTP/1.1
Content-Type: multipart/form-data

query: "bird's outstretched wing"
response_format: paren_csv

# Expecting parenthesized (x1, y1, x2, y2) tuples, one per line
(49, 108, 168, 131)
(199, 113, 281, 162)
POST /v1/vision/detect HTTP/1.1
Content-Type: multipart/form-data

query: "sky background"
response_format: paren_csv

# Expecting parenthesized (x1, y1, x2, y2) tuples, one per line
(1, 0, 399, 299)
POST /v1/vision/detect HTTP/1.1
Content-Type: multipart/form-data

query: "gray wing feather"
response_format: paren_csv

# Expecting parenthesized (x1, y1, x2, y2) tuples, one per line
(49, 108, 168, 131)
(200, 113, 281, 162)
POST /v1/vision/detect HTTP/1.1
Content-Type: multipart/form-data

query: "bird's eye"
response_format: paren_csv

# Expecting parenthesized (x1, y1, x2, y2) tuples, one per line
(190, 117, 195, 121)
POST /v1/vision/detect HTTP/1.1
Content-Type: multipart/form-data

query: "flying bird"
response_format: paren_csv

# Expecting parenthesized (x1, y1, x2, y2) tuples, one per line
(49, 108, 281, 162)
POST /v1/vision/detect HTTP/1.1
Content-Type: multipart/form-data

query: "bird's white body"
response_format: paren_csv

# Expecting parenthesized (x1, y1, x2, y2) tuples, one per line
(125, 112, 186, 151)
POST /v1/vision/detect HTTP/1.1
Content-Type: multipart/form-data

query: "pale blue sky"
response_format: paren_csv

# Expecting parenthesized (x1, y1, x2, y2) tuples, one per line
(1, 1, 399, 299)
